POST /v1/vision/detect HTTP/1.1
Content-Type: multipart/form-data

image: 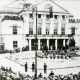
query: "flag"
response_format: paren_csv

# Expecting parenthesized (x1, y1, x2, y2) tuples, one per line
(32, 6, 35, 12)
(49, 6, 53, 18)
(32, 6, 35, 18)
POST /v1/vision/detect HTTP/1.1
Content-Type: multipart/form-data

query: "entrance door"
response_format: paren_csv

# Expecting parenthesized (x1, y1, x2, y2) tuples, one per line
(58, 39, 63, 50)
(49, 39, 55, 50)
(40, 39, 47, 50)
(31, 39, 38, 50)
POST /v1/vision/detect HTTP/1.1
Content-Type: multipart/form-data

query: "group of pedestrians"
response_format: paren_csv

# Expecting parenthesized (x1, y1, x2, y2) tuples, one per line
(25, 62, 35, 72)
(25, 62, 47, 74)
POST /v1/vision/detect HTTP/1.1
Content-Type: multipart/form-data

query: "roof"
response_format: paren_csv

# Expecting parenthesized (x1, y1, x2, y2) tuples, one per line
(0, 0, 70, 15)
(36, 0, 69, 14)
(0, 0, 32, 14)
(20, 0, 70, 15)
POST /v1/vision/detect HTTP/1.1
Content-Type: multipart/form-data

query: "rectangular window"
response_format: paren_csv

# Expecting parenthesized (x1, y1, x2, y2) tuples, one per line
(38, 14, 41, 18)
(13, 26, 17, 34)
(46, 15, 50, 19)
(13, 41, 17, 48)
(71, 27, 75, 35)
(29, 14, 33, 18)
(54, 15, 57, 19)
(46, 23, 50, 35)
(24, 4, 30, 8)
(61, 24, 65, 35)
(29, 22, 33, 35)
(62, 15, 65, 20)
(54, 23, 58, 35)
(37, 23, 42, 35)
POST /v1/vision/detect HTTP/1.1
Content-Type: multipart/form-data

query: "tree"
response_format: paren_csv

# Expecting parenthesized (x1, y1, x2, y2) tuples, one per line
(71, 38, 75, 47)
(69, 38, 75, 47)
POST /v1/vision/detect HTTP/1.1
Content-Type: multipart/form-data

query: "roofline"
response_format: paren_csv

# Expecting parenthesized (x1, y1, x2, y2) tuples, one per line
(3, 0, 26, 8)
(18, 5, 33, 14)
(19, 3, 70, 15)
(50, 0, 69, 13)
(3, 0, 19, 8)
(0, 0, 25, 15)
(69, 14, 74, 17)
(0, 12, 18, 15)
(1, 0, 70, 15)
(19, 8, 70, 15)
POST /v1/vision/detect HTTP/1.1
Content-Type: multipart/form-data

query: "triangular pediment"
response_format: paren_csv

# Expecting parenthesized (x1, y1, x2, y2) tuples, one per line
(0, 0, 70, 14)
(36, 0, 69, 14)
(24, 0, 69, 14)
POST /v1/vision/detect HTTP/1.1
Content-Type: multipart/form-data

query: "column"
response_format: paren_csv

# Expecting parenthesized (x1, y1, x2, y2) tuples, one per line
(58, 15, 61, 34)
(63, 39, 65, 47)
(50, 18, 54, 34)
(38, 39, 40, 50)
(33, 14, 36, 34)
(67, 39, 69, 46)
(29, 39, 31, 50)
(42, 15, 46, 34)
(0, 19, 1, 50)
(65, 16, 69, 34)
(24, 14, 29, 34)
(55, 39, 58, 50)
(47, 39, 49, 50)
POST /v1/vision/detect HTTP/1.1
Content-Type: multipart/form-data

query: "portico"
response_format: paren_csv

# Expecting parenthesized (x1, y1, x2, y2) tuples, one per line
(28, 38, 68, 51)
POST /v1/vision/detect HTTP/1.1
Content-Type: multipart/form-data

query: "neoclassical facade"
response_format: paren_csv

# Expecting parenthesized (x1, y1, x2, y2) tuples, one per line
(0, 0, 80, 51)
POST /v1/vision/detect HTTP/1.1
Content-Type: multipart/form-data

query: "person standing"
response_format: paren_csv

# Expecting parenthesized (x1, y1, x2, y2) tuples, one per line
(44, 63, 47, 74)
(38, 73, 42, 78)
(49, 71, 54, 78)
(32, 62, 35, 72)
(25, 62, 27, 72)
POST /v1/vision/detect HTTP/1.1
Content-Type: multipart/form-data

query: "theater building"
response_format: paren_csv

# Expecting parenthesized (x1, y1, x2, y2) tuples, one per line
(0, 0, 79, 51)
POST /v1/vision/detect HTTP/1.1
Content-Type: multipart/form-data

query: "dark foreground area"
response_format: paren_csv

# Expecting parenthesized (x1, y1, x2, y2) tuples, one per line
(0, 66, 80, 80)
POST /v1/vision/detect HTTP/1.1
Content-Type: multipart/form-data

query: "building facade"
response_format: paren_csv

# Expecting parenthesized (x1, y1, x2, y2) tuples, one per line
(0, 0, 80, 51)
(69, 18, 80, 47)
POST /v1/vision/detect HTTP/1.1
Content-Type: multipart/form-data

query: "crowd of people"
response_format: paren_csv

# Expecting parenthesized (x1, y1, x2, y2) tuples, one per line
(0, 65, 80, 80)
(37, 50, 72, 59)
(0, 65, 35, 80)
(37, 71, 80, 80)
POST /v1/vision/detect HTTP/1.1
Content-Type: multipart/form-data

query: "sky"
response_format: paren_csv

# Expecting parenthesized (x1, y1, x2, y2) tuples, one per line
(0, 0, 80, 18)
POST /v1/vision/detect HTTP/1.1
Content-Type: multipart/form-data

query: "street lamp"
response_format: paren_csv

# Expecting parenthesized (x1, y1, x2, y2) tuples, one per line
(35, 6, 37, 79)
(32, 5, 38, 79)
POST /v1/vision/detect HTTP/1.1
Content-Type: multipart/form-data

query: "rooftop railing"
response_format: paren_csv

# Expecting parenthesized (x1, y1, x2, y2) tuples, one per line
(1, 15, 24, 22)
(69, 19, 80, 23)
(26, 34, 73, 38)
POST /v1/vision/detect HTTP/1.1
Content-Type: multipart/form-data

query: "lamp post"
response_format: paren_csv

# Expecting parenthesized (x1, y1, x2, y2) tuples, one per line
(32, 5, 38, 79)
(35, 6, 37, 79)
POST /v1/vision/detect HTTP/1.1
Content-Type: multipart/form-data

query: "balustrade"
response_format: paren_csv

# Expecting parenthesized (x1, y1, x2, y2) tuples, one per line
(2, 15, 23, 21)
